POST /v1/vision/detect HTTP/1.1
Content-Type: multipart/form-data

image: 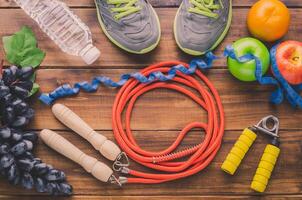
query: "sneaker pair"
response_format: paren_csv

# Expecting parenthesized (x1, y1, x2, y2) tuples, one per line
(95, 0, 232, 55)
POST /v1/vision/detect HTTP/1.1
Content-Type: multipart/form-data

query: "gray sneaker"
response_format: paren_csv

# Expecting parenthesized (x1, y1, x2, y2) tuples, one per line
(174, 0, 232, 55)
(95, 0, 161, 54)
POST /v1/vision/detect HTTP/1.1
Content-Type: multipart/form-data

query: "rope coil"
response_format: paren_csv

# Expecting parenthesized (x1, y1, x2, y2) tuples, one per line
(111, 60, 225, 183)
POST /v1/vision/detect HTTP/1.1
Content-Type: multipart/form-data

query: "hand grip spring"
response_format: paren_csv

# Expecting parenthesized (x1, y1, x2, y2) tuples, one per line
(221, 128, 257, 175)
(250, 144, 280, 192)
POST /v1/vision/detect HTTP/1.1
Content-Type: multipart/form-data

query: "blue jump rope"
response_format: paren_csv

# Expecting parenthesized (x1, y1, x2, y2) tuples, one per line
(39, 44, 302, 108)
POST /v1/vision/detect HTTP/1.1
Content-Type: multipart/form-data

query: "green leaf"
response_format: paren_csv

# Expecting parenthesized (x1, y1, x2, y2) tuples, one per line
(19, 26, 37, 49)
(3, 35, 22, 65)
(2, 26, 45, 67)
(6, 52, 22, 65)
(16, 46, 35, 58)
(3, 36, 13, 53)
(11, 32, 25, 52)
(20, 48, 45, 67)
(28, 83, 40, 97)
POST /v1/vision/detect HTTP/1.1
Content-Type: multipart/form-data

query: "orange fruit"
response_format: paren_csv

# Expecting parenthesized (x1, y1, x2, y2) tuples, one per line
(247, 0, 290, 42)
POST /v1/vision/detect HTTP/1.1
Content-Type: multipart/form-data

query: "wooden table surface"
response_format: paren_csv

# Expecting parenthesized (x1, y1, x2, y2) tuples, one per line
(0, 0, 301, 199)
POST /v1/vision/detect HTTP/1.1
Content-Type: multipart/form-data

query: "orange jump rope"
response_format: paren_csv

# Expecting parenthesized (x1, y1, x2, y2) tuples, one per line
(112, 61, 225, 184)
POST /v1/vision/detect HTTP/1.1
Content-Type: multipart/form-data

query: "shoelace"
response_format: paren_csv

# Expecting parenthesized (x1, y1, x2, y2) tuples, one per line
(188, 0, 223, 18)
(107, 0, 141, 20)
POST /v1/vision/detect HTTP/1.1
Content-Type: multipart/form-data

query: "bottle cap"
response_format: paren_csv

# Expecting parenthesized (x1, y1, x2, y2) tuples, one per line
(82, 46, 101, 65)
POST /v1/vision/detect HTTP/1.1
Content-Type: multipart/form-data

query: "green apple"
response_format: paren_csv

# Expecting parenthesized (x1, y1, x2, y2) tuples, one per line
(227, 37, 270, 81)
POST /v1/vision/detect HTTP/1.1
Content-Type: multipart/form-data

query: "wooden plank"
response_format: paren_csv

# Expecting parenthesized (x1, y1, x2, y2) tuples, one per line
(0, 1, 301, 199)
(0, 129, 300, 195)
(31, 68, 302, 131)
(0, 0, 301, 8)
(0, 8, 301, 68)
(1, 195, 302, 199)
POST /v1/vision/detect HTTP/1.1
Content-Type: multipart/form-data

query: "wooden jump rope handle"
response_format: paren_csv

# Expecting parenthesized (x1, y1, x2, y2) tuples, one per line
(52, 103, 121, 161)
(40, 129, 113, 182)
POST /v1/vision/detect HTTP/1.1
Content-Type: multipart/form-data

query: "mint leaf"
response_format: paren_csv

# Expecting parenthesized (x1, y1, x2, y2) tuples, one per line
(20, 48, 45, 68)
(2, 26, 45, 67)
(3, 36, 13, 53)
(6, 52, 22, 65)
(11, 32, 25, 52)
(3, 36, 22, 64)
(20, 26, 37, 49)
(29, 83, 40, 97)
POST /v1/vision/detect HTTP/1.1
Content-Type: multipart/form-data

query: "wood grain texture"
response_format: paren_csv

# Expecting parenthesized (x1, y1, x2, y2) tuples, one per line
(0, 129, 301, 195)
(0, 0, 301, 8)
(0, 0, 302, 199)
(1, 195, 302, 200)
(0, 8, 301, 68)
(31, 69, 302, 131)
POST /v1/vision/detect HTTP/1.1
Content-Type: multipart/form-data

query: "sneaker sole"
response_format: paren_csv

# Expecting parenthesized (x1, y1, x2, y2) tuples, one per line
(94, 0, 161, 54)
(173, 0, 232, 56)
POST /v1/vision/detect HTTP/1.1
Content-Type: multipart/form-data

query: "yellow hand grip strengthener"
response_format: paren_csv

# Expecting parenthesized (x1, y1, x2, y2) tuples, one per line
(221, 128, 257, 175)
(221, 115, 281, 193)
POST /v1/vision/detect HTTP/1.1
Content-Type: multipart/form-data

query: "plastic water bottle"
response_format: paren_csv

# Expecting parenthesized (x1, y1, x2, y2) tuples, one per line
(14, 0, 100, 65)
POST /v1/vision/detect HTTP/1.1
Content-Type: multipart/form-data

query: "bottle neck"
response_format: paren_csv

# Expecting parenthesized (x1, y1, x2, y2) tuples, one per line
(79, 44, 93, 57)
